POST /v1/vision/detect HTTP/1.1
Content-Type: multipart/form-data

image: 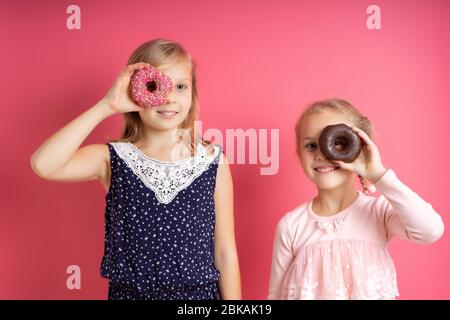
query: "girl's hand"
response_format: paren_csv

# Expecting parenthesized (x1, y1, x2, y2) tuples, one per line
(102, 62, 151, 114)
(332, 126, 388, 188)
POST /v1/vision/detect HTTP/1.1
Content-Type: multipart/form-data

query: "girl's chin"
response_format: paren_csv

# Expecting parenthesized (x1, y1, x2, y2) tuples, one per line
(144, 121, 183, 131)
(311, 175, 350, 189)
(315, 182, 343, 190)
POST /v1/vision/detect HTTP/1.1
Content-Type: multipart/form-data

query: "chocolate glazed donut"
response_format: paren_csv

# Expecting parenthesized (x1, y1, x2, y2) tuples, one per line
(318, 124, 362, 163)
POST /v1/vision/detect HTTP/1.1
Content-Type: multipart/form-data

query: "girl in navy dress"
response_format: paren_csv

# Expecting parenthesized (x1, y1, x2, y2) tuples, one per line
(31, 39, 241, 300)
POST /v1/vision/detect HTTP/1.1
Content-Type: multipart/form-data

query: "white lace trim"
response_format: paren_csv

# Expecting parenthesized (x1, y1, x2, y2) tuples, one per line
(111, 142, 220, 204)
(315, 212, 349, 234)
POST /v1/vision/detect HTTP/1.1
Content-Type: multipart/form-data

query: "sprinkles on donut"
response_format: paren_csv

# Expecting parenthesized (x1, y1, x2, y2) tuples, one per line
(129, 65, 173, 108)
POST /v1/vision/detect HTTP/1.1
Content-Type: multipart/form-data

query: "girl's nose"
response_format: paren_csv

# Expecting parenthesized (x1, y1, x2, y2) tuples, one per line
(315, 150, 325, 161)
(166, 94, 175, 104)
(166, 90, 176, 104)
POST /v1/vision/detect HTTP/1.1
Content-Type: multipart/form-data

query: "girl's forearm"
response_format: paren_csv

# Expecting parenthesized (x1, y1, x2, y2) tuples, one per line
(216, 253, 241, 299)
(374, 169, 444, 243)
(31, 99, 117, 177)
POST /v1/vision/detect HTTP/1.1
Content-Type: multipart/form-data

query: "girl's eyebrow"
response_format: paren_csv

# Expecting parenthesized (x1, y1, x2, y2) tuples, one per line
(303, 137, 315, 140)
(174, 78, 191, 82)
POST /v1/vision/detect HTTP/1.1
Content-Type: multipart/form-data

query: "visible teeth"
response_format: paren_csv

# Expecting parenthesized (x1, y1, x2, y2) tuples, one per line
(316, 167, 337, 173)
(158, 111, 177, 115)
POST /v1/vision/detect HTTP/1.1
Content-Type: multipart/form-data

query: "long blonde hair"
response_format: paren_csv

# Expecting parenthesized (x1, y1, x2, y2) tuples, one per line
(108, 39, 210, 155)
(295, 98, 373, 159)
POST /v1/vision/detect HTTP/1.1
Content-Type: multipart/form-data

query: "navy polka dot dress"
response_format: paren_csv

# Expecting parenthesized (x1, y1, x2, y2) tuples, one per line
(100, 141, 222, 300)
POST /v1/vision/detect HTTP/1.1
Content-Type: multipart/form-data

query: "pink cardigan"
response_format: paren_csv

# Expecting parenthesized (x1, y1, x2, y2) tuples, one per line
(267, 169, 444, 299)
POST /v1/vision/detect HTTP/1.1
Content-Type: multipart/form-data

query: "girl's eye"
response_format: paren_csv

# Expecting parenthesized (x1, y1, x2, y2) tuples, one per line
(176, 84, 188, 90)
(305, 143, 317, 150)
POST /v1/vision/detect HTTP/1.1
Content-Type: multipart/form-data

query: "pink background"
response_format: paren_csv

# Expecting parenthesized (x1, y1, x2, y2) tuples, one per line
(1, 0, 449, 299)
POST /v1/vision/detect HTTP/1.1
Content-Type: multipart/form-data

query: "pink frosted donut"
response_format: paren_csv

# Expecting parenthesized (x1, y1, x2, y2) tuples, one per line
(129, 66, 173, 108)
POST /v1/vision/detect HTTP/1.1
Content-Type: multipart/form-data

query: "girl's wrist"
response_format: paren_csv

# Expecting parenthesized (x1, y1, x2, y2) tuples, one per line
(367, 166, 388, 184)
(95, 98, 118, 119)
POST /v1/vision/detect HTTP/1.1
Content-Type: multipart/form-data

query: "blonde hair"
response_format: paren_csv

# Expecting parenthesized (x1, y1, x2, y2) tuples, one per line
(295, 98, 373, 158)
(108, 38, 210, 155)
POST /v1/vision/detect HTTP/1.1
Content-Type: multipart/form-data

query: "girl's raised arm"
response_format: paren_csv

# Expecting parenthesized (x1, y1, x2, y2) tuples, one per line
(30, 63, 150, 182)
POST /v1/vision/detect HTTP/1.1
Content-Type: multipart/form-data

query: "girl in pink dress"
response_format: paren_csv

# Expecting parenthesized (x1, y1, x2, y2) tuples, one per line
(268, 99, 444, 300)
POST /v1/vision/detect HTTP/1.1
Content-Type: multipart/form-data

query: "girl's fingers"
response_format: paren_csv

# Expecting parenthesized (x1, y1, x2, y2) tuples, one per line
(359, 175, 377, 194)
(117, 63, 152, 84)
(126, 62, 152, 75)
(352, 126, 376, 148)
(130, 62, 151, 68)
(332, 160, 354, 172)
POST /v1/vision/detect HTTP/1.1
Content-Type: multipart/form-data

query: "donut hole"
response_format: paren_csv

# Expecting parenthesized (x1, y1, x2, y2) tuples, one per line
(146, 80, 157, 92)
(334, 137, 349, 152)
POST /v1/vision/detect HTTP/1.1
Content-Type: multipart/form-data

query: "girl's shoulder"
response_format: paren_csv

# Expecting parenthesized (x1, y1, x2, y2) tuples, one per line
(200, 141, 222, 154)
(97, 143, 111, 167)
(101, 143, 111, 163)
(86, 144, 111, 193)
(194, 141, 223, 166)
(79, 143, 110, 167)
(271, 203, 310, 242)
(277, 202, 310, 228)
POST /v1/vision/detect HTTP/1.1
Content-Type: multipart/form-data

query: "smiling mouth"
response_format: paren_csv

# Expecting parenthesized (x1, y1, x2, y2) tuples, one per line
(314, 166, 340, 173)
(157, 111, 178, 116)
